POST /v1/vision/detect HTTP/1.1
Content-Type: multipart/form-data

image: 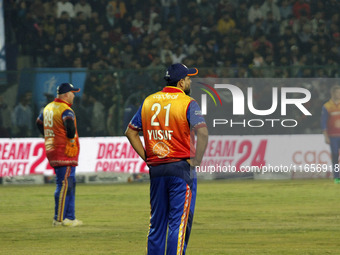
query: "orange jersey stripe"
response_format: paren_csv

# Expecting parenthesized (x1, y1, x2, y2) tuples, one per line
(177, 184, 192, 255)
(57, 166, 71, 221)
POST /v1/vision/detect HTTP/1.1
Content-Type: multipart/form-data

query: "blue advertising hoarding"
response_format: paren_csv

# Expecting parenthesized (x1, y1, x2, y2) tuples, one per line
(18, 68, 87, 111)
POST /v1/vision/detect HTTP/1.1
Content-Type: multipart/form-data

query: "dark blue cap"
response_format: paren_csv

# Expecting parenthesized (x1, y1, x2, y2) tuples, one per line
(164, 63, 198, 83)
(57, 83, 80, 94)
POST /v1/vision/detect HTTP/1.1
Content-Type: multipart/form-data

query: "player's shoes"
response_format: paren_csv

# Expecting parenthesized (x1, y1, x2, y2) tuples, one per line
(52, 219, 63, 227)
(334, 178, 340, 184)
(62, 218, 83, 227)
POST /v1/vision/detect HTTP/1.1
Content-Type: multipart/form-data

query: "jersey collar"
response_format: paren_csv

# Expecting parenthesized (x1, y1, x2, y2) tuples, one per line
(162, 86, 185, 94)
(54, 98, 72, 107)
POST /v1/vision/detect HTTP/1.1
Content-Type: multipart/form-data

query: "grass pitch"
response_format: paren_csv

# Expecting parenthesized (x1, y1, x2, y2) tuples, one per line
(0, 179, 339, 255)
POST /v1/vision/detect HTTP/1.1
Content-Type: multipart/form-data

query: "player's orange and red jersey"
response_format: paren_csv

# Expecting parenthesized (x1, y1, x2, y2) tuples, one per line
(321, 99, 340, 136)
(129, 86, 206, 166)
(38, 98, 80, 167)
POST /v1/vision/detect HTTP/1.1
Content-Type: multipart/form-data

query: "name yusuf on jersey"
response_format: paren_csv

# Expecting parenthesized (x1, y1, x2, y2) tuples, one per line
(148, 130, 173, 140)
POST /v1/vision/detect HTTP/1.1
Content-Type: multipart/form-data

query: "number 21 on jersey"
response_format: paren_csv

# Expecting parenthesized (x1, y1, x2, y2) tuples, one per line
(151, 103, 171, 126)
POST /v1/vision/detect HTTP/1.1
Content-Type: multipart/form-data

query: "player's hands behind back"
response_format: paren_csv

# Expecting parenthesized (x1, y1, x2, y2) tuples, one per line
(65, 139, 78, 157)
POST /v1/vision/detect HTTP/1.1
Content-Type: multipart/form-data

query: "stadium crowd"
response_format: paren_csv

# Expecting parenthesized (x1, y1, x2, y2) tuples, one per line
(1, 0, 340, 137)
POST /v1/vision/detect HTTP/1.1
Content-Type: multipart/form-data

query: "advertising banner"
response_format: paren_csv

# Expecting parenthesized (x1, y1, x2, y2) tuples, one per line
(197, 135, 332, 179)
(0, 135, 333, 179)
(0, 137, 149, 177)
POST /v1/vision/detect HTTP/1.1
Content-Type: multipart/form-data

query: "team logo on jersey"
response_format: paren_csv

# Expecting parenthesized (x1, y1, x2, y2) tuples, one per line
(153, 142, 170, 158)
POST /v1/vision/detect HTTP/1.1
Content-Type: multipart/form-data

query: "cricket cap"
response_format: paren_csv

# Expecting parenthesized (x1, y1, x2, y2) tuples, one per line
(57, 83, 80, 94)
(164, 63, 198, 83)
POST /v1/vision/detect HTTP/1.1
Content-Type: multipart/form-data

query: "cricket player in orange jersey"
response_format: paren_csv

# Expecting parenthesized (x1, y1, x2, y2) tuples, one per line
(36, 83, 83, 227)
(125, 63, 208, 254)
(322, 85, 340, 183)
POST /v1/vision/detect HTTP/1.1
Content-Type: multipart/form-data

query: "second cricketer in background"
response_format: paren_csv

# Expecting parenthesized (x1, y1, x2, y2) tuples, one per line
(36, 83, 83, 227)
(125, 63, 208, 254)
(321, 85, 340, 184)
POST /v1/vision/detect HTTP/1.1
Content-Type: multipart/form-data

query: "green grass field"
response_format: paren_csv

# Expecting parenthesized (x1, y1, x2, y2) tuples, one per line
(0, 179, 339, 255)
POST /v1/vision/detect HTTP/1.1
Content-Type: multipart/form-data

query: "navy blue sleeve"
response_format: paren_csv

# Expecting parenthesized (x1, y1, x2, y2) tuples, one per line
(62, 109, 75, 121)
(187, 100, 206, 129)
(62, 109, 76, 138)
(321, 106, 328, 131)
(129, 102, 143, 131)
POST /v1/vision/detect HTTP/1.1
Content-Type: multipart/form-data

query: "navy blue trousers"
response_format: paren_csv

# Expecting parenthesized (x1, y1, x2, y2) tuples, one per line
(54, 166, 76, 221)
(147, 160, 197, 255)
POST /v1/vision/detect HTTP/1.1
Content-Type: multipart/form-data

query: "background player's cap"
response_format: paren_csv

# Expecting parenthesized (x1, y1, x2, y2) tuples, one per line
(57, 83, 80, 94)
(164, 63, 198, 83)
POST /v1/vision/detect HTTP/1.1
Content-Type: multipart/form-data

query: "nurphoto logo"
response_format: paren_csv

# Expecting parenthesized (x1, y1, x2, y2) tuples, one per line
(193, 78, 313, 131)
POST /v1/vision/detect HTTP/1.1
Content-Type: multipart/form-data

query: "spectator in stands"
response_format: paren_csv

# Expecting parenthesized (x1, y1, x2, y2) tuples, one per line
(29, 0, 45, 20)
(54, 43, 75, 67)
(73, 11, 87, 30)
(43, 0, 58, 18)
(279, 0, 293, 21)
(72, 96, 91, 137)
(263, 11, 280, 37)
(77, 32, 96, 56)
(107, 93, 123, 136)
(289, 44, 301, 65)
(248, 1, 263, 23)
(217, 13, 236, 35)
(43, 14, 56, 39)
(74, 0, 92, 19)
(325, 0, 340, 19)
(297, 23, 314, 55)
(122, 91, 144, 131)
(0, 95, 11, 137)
(108, 0, 127, 20)
(103, 3, 116, 30)
(306, 44, 323, 65)
(253, 51, 265, 67)
(160, 42, 173, 64)
(94, 30, 112, 61)
(12, 93, 33, 137)
(131, 10, 144, 34)
(310, 11, 325, 34)
(250, 18, 265, 37)
(293, 0, 311, 19)
(160, 0, 180, 24)
(252, 33, 273, 57)
(57, 0, 75, 19)
(56, 15, 73, 42)
(72, 56, 83, 68)
(89, 94, 106, 136)
(148, 12, 162, 35)
(198, 0, 215, 21)
(171, 48, 186, 64)
(261, 0, 281, 22)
